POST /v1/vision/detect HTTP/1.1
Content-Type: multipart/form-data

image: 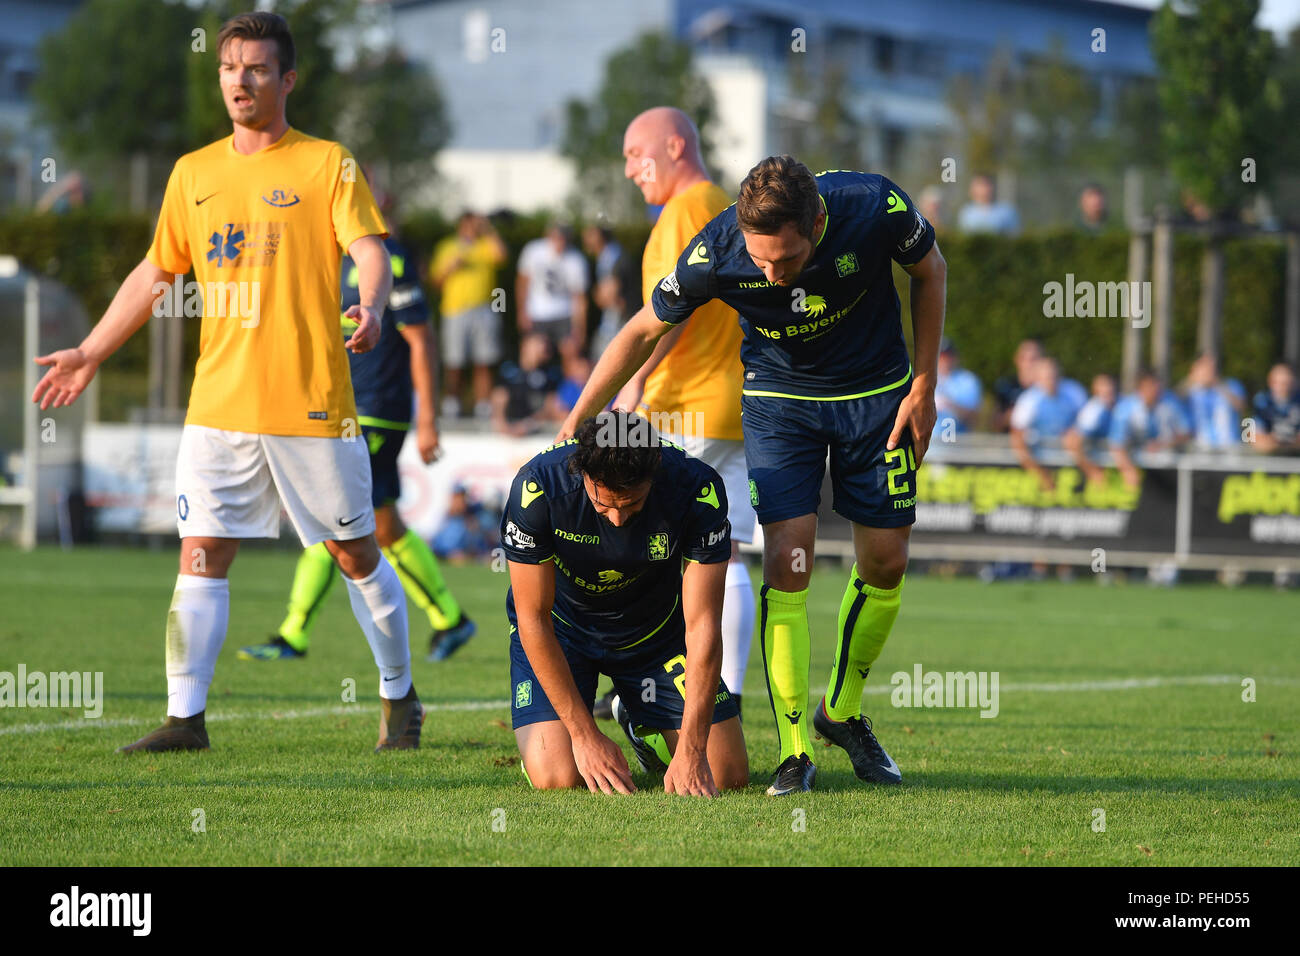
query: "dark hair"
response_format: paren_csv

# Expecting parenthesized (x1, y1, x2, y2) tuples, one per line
(1136, 366, 1160, 384)
(568, 412, 661, 491)
(737, 155, 821, 239)
(217, 11, 295, 76)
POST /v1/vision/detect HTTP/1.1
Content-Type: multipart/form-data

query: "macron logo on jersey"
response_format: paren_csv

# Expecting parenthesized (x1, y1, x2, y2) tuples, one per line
(520, 479, 544, 509)
(696, 483, 720, 509)
(687, 242, 710, 266)
(885, 189, 908, 214)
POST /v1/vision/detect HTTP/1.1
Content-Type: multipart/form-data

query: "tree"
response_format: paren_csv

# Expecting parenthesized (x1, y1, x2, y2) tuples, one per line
(1151, 0, 1282, 356)
(332, 48, 450, 204)
(1150, 0, 1280, 216)
(31, 0, 193, 181)
(782, 57, 866, 175)
(561, 31, 718, 221)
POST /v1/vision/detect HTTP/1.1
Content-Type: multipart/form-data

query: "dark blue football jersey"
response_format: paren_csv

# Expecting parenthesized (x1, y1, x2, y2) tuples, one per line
(650, 170, 934, 399)
(341, 236, 429, 428)
(501, 439, 731, 649)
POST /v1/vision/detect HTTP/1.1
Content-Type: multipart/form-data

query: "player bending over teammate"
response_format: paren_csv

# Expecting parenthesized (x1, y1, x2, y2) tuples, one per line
(560, 157, 947, 795)
(503, 412, 748, 796)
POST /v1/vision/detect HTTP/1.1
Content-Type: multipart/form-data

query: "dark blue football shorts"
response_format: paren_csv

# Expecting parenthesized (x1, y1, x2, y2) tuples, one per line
(741, 382, 918, 528)
(509, 607, 740, 733)
(361, 424, 406, 507)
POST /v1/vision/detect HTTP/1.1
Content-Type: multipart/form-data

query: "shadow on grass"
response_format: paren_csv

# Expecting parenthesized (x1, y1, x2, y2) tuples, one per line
(807, 766, 1300, 797)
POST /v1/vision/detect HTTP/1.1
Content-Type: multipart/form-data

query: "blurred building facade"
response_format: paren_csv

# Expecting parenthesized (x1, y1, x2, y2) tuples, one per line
(0, 0, 84, 209)
(384, 0, 1156, 213)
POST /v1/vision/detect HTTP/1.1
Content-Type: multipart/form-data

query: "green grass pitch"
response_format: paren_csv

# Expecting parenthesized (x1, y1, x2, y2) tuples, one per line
(0, 545, 1295, 866)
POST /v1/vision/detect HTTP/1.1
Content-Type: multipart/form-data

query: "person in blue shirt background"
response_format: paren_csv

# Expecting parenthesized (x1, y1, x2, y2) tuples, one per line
(1252, 361, 1300, 454)
(1110, 369, 1192, 487)
(1064, 372, 1117, 485)
(932, 337, 982, 444)
(1009, 355, 1085, 490)
(1181, 352, 1246, 450)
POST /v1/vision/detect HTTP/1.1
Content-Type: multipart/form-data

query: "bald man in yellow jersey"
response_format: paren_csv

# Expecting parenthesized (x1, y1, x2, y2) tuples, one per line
(612, 107, 757, 715)
(31, 11, 425, 754)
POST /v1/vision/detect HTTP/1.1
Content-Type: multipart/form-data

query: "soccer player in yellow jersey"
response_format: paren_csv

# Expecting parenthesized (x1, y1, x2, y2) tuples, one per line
(609, 108, 757, 716)
(31, 11, 425, 754)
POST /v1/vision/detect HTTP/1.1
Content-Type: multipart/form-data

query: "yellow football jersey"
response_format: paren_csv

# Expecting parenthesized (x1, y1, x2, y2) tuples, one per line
(639, 181, 743, 441)
(147, 128, 387, 437)
(431, 235, 502, 316)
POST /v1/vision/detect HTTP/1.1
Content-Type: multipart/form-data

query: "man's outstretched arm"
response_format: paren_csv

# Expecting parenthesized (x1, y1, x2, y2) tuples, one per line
(32, 257, 171, 409)
(557, 303, 672, 439)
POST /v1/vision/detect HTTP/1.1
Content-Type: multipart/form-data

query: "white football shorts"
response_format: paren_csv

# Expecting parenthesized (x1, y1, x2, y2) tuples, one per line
(174, 424, 375, 546)
(664, 433, 756, 544)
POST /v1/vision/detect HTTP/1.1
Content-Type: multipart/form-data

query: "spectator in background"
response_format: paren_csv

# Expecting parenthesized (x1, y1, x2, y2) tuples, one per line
(1076, 183, 1109, 234)
(1109, 368, 1191, 488)
(552, 346, 593, 418)
(932, 337, 981, 443)
(1252, 361, 1300, 454)
(432, 483, 494, 563)
(517, 222, 589, 353)
(583, 224, 641, 358)
(1009, 355, 1085, 490)
(993, 338, 1044, 431)
(917, 185, 946, 233)
(957, 172, 1020, 236)
(431, 211, 507, 420)
(492, 331, 563, 437)
(1064, 372, 1118, 485)
(1181, 351, 1246, 450)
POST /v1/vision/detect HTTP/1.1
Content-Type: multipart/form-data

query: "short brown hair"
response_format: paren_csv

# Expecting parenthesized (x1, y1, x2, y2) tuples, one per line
(217, 11, 295, 76)
(736, 155, 821, 239)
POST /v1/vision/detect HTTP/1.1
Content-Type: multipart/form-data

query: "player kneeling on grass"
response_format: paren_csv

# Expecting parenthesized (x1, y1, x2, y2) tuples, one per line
(503, 411, 749, 796)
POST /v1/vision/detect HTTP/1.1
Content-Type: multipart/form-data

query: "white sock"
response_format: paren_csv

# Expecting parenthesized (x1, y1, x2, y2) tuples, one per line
(344, 556, 412, 700)
(165, 575, 230, 718)
(721, 558, 756, 696)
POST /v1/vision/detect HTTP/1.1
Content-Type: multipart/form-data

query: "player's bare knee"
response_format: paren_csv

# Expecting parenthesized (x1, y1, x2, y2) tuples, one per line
(525, 762, 583, 790)
(326, 536, 381, 579)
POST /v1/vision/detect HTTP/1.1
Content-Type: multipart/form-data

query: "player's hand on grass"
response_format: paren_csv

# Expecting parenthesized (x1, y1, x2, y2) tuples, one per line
(888, 380, 937, 463)
(662, 749, 718, 798)
(32, 348, 98, 410)
(572, 731, 637, 795)
(344, 305, 380, 353)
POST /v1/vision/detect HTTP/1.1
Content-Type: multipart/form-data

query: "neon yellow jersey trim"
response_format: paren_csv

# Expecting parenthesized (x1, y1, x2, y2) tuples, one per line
(816, 194, 830, 246)
(357, 415, 411, 431)
(612, 594, 681, 651)
(741, 366, 912, 402)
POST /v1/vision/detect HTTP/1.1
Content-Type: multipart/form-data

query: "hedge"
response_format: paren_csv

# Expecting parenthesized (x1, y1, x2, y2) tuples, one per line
(0, 212, 1288, 421)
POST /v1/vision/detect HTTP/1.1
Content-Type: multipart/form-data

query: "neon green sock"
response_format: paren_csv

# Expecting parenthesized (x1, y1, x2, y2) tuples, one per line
(384, 528, 461, 631)
(277, 542, 337, 651)
(825, 567, 903, 722)
(643, 731, 672, 767)
(759, 584, 813, 760)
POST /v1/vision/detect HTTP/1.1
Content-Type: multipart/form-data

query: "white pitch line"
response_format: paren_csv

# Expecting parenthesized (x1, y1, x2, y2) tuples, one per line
(3, 674, 1298, 736)
(0, 699, 510, 737)
(861, 673, 1300, 694)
